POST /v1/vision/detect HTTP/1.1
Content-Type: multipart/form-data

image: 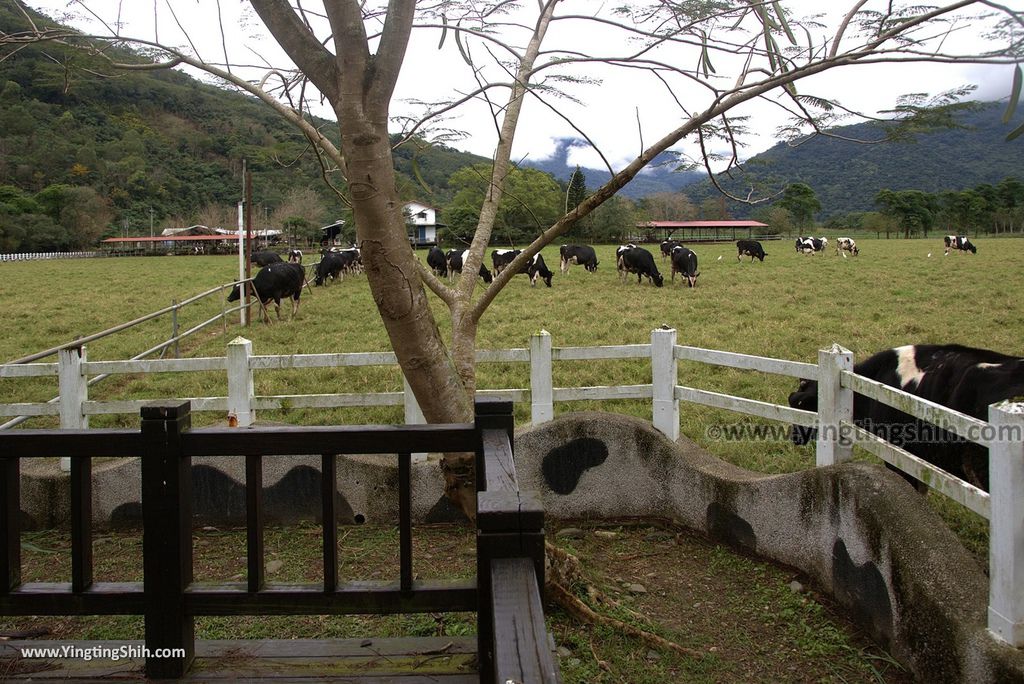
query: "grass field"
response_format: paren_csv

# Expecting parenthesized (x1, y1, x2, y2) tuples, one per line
(1, 237, 1017, 554)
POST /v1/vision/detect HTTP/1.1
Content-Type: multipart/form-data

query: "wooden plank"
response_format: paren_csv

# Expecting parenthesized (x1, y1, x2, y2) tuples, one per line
(476, 348, 530, 363)
(252, 392, 405, 410)
(82, 357, 228, 374)
(183, 580, 477, 615)
(482, 429, 517, 493)
(0, 362, 58, 378)
(0, 430, 141, 458)
(250, 352, 398, 369)
(841, 370, 989, 444)
(84, 397, 228, 415)
(322, 454, 337, 593)
(0, 582, 145, 614)
(847, 423, 990, 518)
(0, 403, 60, 417)
(1, 450, 20, 592)
(399, 453, 412, 594)
(674, 345, 818, 378)
(675, 385, 817, 427)
(247, 454, 265, 593)
(491, 558, 561, 684)
(476, 388, 529, 402)
(70, 456, 92, 593)
(552, 384, 652, 401)
(182, 425, 479, 457)
(553, 344, 650, 361)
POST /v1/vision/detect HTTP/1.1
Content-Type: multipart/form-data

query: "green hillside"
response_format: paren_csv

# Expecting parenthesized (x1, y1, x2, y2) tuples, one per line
(683, 103, 1022, 218)
(0, 3, 487, 251)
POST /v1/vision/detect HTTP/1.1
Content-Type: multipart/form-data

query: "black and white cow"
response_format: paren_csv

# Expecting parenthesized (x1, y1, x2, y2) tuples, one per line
(427, 246, 448, 277)
(835, 237, 858, 256)
(660, 239, 682, 259)
(446, 249, 493, 284)
(491, 249, 519, 275)
(287, 249, 303, 263)
(559, 244, 599, 274)
(252, 250, 284, 267)
(314, 251, 345, 286)
(796, 237, 826, 254)
(326, 247, 361, 274)
(670, 245, 699, 287)
(490, 249, 553, 287)
(736, 239, 766, 262)
(617, 245, 664, 287)
(227, 261, 305, 322)
(789, 344, 1024, 491)
(944, 235, 977, 255)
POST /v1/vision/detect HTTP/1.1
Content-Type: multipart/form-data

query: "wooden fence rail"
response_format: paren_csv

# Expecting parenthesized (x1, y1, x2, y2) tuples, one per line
(0, 398, 559, 682)
(2, 331, 1023, 646)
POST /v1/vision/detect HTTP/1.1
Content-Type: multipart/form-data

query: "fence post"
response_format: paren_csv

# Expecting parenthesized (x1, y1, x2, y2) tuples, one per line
(140, 401, 194, 678)
(530, 330, 553, 424)
(988, 401, 1024, 646)
(227, 337, 255, 427)
(651, 327, 679, 440)
(816, 344, 854, 467)
(403, 373, 427, 462)
(58, 346, 88, 472)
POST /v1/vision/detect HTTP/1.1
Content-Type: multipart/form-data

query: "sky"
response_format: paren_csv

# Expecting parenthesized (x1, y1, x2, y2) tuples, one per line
(23, 1, 1017, 176)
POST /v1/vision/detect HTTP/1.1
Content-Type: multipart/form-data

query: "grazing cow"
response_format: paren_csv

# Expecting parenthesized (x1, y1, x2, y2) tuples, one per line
(670, 245, 699, 287)
(252, 250, 283, 267)
(944, 235, 977, 255)
(314, 251, 345, 286)
(526, 253, 554, 287)
(427, 246, 448, 277)
(287, 249, 303, 263)
(789, 344, 1024, 492)
(660, 239, 682, 259)
(559, 244, 599, 274)
(324, 247, 361, 274)
(446, 249, 493, 284)
(835, 237, 859, 256)
(736, 239, 766, 262)
(491, 249, 520, 275)
(796, 237, 827, 254)
(617, 245, 664, 287)
(227, 262, 305, 322)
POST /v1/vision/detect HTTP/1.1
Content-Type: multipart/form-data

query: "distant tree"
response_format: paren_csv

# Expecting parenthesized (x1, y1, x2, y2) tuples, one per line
(776, 183, 820, 229)
(585, 195, 637, 243)
(447, 164, 563, 245)
(751, 205, 793, 237)
(566, 166, 587, 214)
(875, 189, 938, 238)
(640, 191, 696, 223)
(271, 187, 327, 234)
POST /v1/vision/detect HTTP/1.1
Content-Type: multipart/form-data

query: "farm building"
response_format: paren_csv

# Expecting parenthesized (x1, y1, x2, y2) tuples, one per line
(636, 220, 772, 243)
(405, 201, 445, 247)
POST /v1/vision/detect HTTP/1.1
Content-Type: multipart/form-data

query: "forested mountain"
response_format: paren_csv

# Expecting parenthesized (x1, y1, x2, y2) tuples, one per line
(682, 103, 1021, 218)
(0, 3, 488, 251)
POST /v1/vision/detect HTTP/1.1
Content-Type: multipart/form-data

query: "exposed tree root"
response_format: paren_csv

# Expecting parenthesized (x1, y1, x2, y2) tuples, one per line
(544, 541, 703, 659)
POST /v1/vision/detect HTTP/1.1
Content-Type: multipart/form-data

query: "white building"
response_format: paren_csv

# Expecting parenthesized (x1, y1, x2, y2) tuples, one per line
(404, 201, 444, 247)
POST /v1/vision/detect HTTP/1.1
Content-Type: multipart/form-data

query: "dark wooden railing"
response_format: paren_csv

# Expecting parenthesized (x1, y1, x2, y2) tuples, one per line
(0, 398, 559, 682)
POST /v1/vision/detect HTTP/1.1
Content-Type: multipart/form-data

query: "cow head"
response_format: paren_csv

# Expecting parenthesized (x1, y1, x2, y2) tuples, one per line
(653, 273, 664, 287)
(481, 266, 493, 284)
(685, 271, 699, 288)
(968, 242, 977, 254)
(788, 378, 818, 444)
(227, 285, 241, 302)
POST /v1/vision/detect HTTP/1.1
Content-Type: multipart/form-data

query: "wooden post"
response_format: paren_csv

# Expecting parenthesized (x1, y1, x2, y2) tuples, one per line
(816, 344, 854, 467)
(988, 401, 1024, 646)
(651, 327, 679, 440)
(403, 374, 427, 462)
(58, 345, 88, 472)
(227, 337, 255, 427)
(0, 446, 19, 592)
(141, 401, 195, 678)
(530, 330, 553, 424)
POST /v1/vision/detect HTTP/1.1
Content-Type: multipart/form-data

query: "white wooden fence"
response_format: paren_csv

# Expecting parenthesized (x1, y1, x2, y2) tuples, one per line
(0, 251, 102, 261)
(1, 330, 1022, 646)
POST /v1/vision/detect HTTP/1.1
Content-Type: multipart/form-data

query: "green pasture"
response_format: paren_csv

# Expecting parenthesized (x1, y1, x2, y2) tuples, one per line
(1, 237, 1015, 558)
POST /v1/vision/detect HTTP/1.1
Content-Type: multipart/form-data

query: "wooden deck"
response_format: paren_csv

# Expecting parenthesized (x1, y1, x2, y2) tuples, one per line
(0, 637, 478, 682)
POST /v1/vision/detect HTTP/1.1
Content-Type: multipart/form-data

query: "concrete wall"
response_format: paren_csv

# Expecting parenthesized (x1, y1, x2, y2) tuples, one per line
(18, 411, 1024, 682)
